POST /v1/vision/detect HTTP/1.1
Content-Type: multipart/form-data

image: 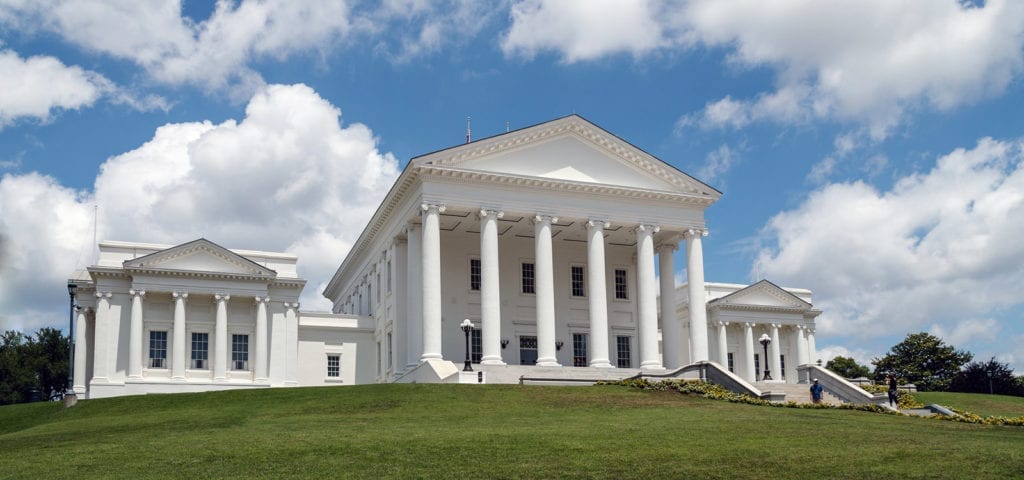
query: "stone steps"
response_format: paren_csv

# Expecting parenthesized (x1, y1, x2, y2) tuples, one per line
(754, 382, 843, 404)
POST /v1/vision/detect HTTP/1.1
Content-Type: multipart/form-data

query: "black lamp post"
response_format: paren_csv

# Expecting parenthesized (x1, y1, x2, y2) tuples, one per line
(460, 319, 474, 372)
(987, 369, 994, 395)
(759, 333, 772, 381)
(66, 282, 77, 399)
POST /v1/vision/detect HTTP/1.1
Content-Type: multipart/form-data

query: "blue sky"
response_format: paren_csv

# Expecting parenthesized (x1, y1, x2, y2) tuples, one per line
(2, 0, 1023, 372)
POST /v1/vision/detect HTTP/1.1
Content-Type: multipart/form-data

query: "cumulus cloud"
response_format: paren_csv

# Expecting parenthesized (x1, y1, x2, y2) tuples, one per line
(0, 84, 399, 331)
(501, 0, 1024, 136)
(755, 137, 1024, 367)
(683, 0, 1024, 137)
(502, 0, 668, 62)
(696, 144, 738, 187)
(0, 0, 354, 96)
(0, 50, 100, 127)
(366, 0, 502, 62)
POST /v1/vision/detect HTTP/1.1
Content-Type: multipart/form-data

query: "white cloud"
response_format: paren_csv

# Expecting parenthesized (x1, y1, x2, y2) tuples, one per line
(928, 318, 999, 348)
(500, 0, 1024, 135)
(0, 0, 354, 96)
(501, 0, 668, 62)
(0, 83, 399, 332)
(682, 0, 1024, 137)
(816, 345, 875, 370)
(0, 49, 107, 128)
(696, 144, 737, 186)
(755, 137, 1024, 368)
(368, 0, 501, 63)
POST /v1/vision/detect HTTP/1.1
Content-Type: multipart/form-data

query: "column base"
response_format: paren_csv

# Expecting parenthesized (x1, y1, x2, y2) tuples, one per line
(589, 360, 614, 368)
(640, 361, 664, 370)
(170, 376, 186, 382)
(127, 374, 143, 380)
(420, 353, 442, 362)
(214, 377, 228, 383)
(536, 358, 560, 367)
(480, 357, 505, 366)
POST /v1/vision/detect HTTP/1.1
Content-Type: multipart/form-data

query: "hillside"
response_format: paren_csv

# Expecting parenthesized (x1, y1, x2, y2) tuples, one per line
(1, 384, 1022, 479)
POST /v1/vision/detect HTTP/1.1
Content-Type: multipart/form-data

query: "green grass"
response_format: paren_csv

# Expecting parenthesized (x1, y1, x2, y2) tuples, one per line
(913, 391, 1024, 417)
(1, 384, 1022, 479)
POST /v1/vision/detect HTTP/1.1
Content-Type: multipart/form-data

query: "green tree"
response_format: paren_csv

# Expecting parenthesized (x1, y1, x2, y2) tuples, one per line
(825, 356, 871, 379)
(949, 357, 1023, 396)
(0, 327, 70, 405)
(872, 332, 972, 391)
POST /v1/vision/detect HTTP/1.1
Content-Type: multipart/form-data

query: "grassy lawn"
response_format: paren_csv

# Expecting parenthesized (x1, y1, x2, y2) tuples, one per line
(913, 391, 1024, 417)
(1, 384, 1022, 479)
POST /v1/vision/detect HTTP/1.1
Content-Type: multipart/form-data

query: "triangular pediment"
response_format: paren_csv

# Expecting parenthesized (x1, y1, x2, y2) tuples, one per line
(711, 280, 811, 310)
(123, 239, 276, 277)
(413, 115, 721, 198)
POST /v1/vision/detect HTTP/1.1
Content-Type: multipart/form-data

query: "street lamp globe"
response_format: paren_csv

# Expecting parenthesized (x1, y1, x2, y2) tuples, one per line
(460, 319, 475, 372)
(758, 333, 772, 381)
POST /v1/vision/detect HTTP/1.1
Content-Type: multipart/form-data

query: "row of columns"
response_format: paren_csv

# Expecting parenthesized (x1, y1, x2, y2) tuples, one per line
(713, 321, 817, 382)
(82, 290, 294, 388)
(415, 203, 710, 369)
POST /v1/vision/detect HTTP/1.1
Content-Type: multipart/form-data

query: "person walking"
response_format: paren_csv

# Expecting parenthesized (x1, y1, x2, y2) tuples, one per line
(887, 374, 899, 408)
(809, 378, 823, 404)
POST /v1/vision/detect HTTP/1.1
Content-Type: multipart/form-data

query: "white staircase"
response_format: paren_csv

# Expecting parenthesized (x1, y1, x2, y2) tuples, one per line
(754, 382, 842, 404)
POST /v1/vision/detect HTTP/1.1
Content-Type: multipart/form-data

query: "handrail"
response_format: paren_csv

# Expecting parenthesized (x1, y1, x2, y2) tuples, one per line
(798, 364, 889, 407)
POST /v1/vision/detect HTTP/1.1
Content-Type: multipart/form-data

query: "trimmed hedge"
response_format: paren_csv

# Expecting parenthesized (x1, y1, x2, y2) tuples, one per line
(601, 379, 1024, 427)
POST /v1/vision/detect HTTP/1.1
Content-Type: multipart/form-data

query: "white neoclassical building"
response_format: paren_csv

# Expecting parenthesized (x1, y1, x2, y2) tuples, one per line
(69, 115, 822, 399)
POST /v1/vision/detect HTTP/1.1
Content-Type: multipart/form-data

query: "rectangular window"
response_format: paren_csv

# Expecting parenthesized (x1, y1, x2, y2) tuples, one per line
(521, 262, 535, 294)
(387, 260, 392, 293)
(191, 332, 209, 370)
(471, 328, 482, 363)
(780, 354, 786, 380)
(572, 333, 588, 367)
(148, 331, 167, 369)
(327, 355, 340, 377)
(616, 336, 631, 368)
(469, 258, 481, 291)
(614, 269, 629, 300)
(232, 334, 249, 371)
(386, 333, 393, 371)
(754, 354, 761, 381)
(571, 265, 586, 297)
(368, 284, 373, 315)
(727, 352, 735, 373)
(376, 271, 381, 303)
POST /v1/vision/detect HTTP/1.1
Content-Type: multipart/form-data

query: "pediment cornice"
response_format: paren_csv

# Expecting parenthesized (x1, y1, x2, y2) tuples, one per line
(708, 280, 812, 310)
(123, 239, 277, 279)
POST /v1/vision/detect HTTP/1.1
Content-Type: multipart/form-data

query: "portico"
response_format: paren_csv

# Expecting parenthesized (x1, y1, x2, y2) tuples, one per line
(324, 115, 722, 379)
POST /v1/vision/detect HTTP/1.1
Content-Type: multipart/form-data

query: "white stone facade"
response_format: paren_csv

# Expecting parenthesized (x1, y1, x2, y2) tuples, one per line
(69, 115, 820, 398)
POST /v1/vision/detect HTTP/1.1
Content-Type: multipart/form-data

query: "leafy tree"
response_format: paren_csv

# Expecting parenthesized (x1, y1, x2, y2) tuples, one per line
(825, 356, 871, 379)
(949, 358, 1023, 396)
(0, 327, 70, 405)
(872, 332, 972, 391)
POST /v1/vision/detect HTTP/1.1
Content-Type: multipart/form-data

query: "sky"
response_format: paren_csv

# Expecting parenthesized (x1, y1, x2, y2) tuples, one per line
(1, 0, 1023, 372)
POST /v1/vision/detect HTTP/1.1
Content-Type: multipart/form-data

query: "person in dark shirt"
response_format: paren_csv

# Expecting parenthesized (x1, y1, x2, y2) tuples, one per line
(886, 374, 899, 408)
(809, 378, 823, 404)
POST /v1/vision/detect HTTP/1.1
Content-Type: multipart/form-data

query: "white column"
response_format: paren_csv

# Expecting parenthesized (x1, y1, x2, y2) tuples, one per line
(214, 294, 230, 382)
(480, 209, 505, 365)
(636, 224, 662, 370)
(254, 296, 269, 382)
(284, 302, 299, 386)
(743, 322, 756, 383)
(796, 325, 809, 366)
(685, 229, 709, 362)
(127, 289, 145, 379)
(658, 241, 680, 369)
(91, 292, 112, 383)
(770, 323, 782, 381)
(807, 328, 817, 365)
(73, 307, 89, 393)
(586, 220, 612, 368)
(534, 214, 559, 367)
(269, 302, 285, 385)
(717, 320, 729, 368)
(393, 238, 408, 374)
(406, 222, 423, 369)
(172, 292, 187, 380)
(420, 203, 444, 361)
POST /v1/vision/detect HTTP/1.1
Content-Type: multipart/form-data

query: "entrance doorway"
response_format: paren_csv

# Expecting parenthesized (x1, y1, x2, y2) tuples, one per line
(519, 336, 537, 365)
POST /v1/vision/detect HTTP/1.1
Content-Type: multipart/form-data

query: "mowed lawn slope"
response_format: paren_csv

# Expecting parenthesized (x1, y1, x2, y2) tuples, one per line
(1, 384, 1022, 479)
(914, 391, 1024, 418)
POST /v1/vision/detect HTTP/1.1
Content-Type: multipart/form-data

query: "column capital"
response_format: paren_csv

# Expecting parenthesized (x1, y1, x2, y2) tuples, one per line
(254, 296, 271, 305)
(283, 302, 300, 310)
(479, 208, 504, 219)
(128, 289, 146, 298)
(806, 327, 816, 335)
(533, 214, 558, 225)
(214, 293, 231, 302)
(75, 305, 95, 314)
(716, 320, 729, 327)
(634, 223, 660, 234)
(421, 203, 446, 214)
(684, 228, 709, 239)
(657, 241, 679, 252)
(586, 219, 610, 230)
(95, 291, 112, 299)
(744, 322, 755, 328)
